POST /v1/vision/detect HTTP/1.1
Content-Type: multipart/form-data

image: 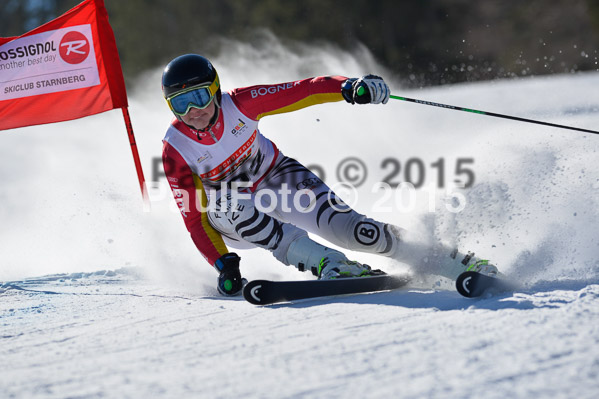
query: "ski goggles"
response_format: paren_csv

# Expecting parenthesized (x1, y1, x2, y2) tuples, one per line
(166, 77, 220, 116)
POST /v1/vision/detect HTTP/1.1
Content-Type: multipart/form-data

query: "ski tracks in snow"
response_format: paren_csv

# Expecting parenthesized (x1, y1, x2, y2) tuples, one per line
(1, 270, 598, 398)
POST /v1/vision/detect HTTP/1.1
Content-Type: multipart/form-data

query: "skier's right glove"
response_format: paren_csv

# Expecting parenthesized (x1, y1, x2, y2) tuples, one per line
(341, 75, 390, 105)
(214, 252, 246, 296)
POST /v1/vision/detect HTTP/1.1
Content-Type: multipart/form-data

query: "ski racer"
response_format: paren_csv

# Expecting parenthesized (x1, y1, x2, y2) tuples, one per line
(161, 54, 498, 296)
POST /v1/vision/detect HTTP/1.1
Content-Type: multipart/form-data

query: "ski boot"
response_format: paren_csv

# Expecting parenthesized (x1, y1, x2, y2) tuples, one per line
(466, 258, 498, 277)
(317, 257, 384, 280)
(285, 235, 385, 280)
(451, 249, 499, 278)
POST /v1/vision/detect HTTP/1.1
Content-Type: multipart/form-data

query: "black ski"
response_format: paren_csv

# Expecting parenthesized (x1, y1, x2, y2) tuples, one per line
(243, 274, 411, 305)
(456, 271, 516, 298)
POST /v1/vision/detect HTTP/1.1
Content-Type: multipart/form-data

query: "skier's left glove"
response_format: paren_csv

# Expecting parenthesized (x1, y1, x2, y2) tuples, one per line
(341, 75, 390, 105)
(214, 253, 247, 296)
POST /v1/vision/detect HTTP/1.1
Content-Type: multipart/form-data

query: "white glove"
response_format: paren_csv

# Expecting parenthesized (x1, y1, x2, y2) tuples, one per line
(341, 74, 390, 105)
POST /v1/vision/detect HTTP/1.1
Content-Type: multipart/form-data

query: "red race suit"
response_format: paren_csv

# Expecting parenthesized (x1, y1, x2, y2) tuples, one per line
(162, 76, 347, 267)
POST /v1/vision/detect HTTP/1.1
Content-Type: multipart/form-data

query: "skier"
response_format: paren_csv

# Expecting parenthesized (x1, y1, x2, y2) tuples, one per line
(161, 54, 498, 296)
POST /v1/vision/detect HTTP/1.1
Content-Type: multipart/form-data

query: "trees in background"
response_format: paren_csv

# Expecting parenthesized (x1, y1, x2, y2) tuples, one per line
(2, 0, 599, 87)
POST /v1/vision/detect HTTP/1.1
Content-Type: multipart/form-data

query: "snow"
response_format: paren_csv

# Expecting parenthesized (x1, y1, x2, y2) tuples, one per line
(2, 271, 598, 398)
(1, 35, 599, 398)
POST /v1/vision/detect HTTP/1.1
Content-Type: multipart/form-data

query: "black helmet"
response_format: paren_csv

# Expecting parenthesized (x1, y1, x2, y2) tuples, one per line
(162, 54, 222, 128)
(162, 54, 220, 99)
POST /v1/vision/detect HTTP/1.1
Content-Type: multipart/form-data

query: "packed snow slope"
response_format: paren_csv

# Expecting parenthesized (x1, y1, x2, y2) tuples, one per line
(1, 35, 598, 398)
(1, 270, 598, 399)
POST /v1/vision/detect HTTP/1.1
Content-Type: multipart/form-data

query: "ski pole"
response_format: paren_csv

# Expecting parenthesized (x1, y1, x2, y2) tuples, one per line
(389, 94, 599, 136)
